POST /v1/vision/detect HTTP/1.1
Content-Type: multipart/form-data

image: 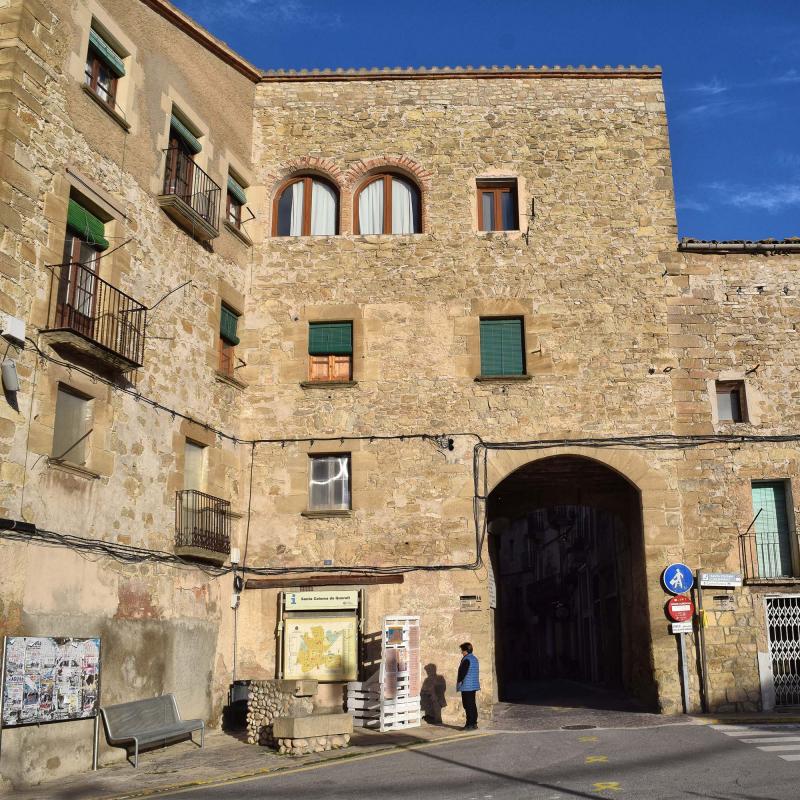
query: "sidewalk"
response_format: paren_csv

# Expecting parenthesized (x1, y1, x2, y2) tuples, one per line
(1, 724, 481, 800)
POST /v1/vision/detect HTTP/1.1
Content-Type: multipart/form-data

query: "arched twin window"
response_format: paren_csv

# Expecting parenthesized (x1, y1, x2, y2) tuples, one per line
(274, 176, 339, 236)
(354, 174, 421, 235)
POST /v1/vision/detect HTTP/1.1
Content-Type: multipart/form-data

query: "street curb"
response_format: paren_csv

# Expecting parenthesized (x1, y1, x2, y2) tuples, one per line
(98, 730, 492, 800)
(692, 716, 800, 725)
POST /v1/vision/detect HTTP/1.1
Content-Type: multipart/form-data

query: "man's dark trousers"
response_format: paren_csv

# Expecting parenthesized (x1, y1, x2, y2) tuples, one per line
(462, 690, 478, 727)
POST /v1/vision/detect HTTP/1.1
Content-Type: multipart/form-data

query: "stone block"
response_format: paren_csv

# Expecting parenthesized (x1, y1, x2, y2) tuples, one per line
(272, 713, 353, 740)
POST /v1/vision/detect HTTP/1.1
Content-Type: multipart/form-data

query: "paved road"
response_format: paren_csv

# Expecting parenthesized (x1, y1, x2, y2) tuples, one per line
(156, 722, 800, 799)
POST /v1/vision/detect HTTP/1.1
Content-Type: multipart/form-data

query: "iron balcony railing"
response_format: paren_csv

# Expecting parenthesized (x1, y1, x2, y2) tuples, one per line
(739, 530, 800, 581)
(48, 260, 147, 367)
(175, 489, 230, 556)
(162, 147, 220, 229)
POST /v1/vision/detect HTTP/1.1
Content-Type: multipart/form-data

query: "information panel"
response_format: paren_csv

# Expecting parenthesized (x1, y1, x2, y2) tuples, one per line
(283, 615, 358, 682)
(1, 637, 101, 727)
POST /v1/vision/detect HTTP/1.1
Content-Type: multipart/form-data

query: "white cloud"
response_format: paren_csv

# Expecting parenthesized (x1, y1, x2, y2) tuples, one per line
(676, 198, 710, 213)
(706, 182, 800, 212)
(180, 0, 342, 28)
(686, 78, 727, 96)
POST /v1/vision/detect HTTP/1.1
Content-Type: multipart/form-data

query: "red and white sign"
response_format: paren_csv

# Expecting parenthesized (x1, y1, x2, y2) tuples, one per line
(666, 595, 695, 622)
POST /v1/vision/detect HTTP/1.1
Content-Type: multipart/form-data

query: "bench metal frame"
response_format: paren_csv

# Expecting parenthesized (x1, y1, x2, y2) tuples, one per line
(100, 694, 204, 768)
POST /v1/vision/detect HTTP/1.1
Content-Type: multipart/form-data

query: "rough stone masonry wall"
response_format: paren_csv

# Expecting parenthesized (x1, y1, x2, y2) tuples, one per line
(246, 680, 314, 746)
(235, 73, 689, 714)
(0, 0, 255, 787)
(665, 251, 800, 711)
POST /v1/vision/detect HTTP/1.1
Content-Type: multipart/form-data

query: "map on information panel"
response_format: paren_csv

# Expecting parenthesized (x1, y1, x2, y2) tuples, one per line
(2, 637, 100, 727)
(283, 615, 358, 682)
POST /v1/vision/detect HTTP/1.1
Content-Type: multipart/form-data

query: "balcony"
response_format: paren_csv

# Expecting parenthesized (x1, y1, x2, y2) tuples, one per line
(175, 489, 231, 564)
(158, 148, 220, 241)
(739, 530, 800, 582)
(41, 260, 146, 373)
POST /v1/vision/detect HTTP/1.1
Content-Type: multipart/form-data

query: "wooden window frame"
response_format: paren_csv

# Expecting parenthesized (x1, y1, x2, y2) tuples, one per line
(308, 453, 352, 511)
(353, 173, 422, 235)
(272, 175, 340, 237)
(84, 50, 118, 109)
(716, 380, 748, 423)
(477, 180, 518, 232)
(308, 353, 353, 383)
(226, 192, 242, 229)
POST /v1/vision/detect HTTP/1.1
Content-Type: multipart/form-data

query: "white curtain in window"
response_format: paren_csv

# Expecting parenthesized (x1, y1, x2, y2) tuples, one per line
(358, 179, 384, 234)
(310, 180, 337, 235)
(392, 177, 418, 234)
(290, 180, 304, 236)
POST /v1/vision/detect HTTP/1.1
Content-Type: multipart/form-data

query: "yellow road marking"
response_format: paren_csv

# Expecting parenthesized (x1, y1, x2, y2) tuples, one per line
(585, 755, 608, 763)
(593, 781, 621, 792)
(103, 731, 494, 799)
(579, 735, 599, 742)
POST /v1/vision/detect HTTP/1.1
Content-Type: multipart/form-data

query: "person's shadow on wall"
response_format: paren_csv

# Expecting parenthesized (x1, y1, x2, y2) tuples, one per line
(420, 663, 447, 724)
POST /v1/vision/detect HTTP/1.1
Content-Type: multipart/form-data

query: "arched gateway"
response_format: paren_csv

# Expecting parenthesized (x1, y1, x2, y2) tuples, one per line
(486, 450, 670, 711)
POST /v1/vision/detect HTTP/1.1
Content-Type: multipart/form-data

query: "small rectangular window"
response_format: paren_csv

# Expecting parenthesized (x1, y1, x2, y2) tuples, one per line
(184, 440, 206, 492)
(308, 454, 351, 511)
(52, 386, 92, 465)
(227, 175, 247, 230)
(751, 481, 794, 578)
(477, 180, 518, 232)
(716, 380, 747, 423)
(219, 305, 240, 377)
(308, 321, 353, 382)
(479, 317, 525, 376)
(84, 28, 124, 109)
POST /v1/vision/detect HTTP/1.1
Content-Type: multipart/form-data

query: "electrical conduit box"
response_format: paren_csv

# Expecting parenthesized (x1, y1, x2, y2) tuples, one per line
(1, 314, 25, 347)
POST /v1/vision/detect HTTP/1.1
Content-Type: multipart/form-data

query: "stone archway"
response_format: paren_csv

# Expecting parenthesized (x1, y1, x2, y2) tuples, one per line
(483, 447, 680, 713)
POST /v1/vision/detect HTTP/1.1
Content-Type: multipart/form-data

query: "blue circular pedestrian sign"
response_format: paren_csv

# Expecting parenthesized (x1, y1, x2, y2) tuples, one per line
(662, 563, 694, 594)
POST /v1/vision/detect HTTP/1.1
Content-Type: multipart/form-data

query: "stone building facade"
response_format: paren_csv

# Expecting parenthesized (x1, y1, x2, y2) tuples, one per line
(1, 0, 800, 788)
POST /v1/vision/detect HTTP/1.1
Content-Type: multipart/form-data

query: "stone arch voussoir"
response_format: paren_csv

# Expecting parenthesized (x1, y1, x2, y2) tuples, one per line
(343, 155, 432, 193)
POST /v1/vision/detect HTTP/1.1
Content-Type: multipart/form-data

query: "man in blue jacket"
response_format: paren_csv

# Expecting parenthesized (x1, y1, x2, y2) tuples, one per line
(456, 642, 480, 730)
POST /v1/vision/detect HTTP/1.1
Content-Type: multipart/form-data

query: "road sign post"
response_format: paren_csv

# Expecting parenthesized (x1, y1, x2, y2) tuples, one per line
(661, 564, 695, 714)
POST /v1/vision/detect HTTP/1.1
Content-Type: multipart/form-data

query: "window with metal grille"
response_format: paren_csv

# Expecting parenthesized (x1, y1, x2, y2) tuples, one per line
(716, 380, 747, 422)
(308, 454, 351, 511)
(479, 317, 525, 377)
(52, 386, 92, 465)
(751, 481, 794, 579)
(308, 322, 353, 382)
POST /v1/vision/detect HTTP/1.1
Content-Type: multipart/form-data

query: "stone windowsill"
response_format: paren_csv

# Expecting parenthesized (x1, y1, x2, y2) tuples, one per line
(215, 371, 248, 390)
(301, 509, 353, 519)
(47, 457, 100, 480)
(223, 220, 253, 246)
(81, 84, 131, 132)
(299, 380, 358, 389)
(476, 229, 522, 239)
(474, 374, 532, 383)
(745, 578, 800, 587)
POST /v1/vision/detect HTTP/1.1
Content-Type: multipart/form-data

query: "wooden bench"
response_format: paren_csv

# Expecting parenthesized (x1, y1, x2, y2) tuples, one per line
(100, 694, 204, 767)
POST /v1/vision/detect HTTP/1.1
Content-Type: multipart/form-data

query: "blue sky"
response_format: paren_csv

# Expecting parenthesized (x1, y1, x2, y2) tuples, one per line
(173, 0, 800, 240)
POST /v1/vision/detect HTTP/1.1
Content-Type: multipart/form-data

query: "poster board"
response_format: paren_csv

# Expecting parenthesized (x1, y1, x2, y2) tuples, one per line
(283, 614, 358, 682)
(1, 637, 101, 727)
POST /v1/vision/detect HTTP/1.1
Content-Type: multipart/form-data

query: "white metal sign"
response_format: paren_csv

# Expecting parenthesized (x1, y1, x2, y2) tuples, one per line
(284, 590, 359, 610)
(699, 572, 742, 588)
(670, 621, 693, 634)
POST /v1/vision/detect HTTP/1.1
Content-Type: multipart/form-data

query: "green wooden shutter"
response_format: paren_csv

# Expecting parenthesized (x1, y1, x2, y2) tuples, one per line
(220, 306, 240, 345)
(480, 318, 524, 376)
(67, 198, 109, 250)
(308, 322, 353, 355)
(227, 175, 247, 205)
(170, 114, 202, 154)
(89, 29, 125, 77)
(752, 482, 793, 578)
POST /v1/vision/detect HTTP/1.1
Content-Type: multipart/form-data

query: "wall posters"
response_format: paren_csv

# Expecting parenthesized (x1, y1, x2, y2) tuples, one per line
(283, 615, 358, 682)
(1, 637, 101, 726)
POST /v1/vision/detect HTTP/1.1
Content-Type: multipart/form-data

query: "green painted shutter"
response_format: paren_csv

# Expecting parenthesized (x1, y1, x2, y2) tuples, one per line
(170, 114, 202, 154)
(227, 175, 247, 205)
(752, 482, 793, 578)
(89, 29, 125, 77)
(220, 306, 240, 345)
(308, 322, 353, 355)
(67, 198, 109, 250)
(480, 318, 524, 376)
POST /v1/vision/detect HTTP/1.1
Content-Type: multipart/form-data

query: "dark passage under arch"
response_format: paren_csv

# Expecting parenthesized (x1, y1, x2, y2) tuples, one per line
(488, 455, 657, 710)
